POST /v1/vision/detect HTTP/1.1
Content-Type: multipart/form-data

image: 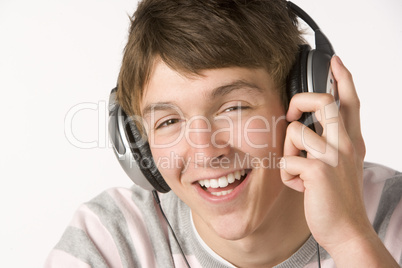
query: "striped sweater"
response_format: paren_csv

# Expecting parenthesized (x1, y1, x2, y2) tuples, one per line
(45, 162, 402, 267)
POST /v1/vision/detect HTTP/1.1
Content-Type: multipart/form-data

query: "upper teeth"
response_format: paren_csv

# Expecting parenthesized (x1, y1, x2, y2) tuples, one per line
(198, 170, 246, 188)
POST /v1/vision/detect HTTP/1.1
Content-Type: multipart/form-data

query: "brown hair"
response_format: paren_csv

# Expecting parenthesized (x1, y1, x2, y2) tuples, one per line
(117, 0, 304, 117)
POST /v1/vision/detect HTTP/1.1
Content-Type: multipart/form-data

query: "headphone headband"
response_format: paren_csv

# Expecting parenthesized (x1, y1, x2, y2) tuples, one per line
(288, 1, 335, 55)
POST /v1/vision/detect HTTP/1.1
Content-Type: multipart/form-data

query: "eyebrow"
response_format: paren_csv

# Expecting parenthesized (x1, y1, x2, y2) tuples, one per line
(141, 80, 264, 116)
(210, 80, 264, 99)
(142, 102, 179, 118)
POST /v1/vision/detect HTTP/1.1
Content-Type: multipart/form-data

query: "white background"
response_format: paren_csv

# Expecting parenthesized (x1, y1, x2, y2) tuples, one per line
(0, 0, 401, 267)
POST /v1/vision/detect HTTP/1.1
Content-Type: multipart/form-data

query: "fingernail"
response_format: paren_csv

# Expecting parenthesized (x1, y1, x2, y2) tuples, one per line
(335, 55, 343, 66)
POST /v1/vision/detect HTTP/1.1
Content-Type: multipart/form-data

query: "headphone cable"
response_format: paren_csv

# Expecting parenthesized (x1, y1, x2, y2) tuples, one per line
(152, 190, 191, 268)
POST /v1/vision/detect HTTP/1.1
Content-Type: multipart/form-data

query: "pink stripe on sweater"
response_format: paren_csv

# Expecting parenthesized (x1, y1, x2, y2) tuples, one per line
(362, 165, 392, 223)
(69, 204, 123, 268)
(173, 254, 202, 268)
(304, 258, 335, 268)
(107, 188, 157, 268)
(44, 249, 91, 268)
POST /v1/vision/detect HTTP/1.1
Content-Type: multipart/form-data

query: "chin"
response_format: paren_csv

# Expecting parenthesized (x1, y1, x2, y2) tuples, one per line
(206, 212, 258, 241)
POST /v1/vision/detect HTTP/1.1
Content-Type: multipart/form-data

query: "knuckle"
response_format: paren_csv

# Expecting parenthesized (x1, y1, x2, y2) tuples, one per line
(344, 68, 354, 81)
(319, 93, 336, 107)
(354, 96, 361, 110)
(355, 137, 366, 159)
(286, 121, 302, 137)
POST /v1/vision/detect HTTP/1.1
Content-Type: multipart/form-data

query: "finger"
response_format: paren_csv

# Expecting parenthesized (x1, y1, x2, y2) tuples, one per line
(280, 156, 325, 192)
(280, 156, 306, 192)
(287, 92, 347, 151)
(331, 56, 364, 148)
(287, 93, 342, 143)
(287, 92, 338, 124)
(284, 121, 338, 166)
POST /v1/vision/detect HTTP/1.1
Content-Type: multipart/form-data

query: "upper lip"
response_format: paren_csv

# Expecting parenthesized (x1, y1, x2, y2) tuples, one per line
(189, 169, 249, 184)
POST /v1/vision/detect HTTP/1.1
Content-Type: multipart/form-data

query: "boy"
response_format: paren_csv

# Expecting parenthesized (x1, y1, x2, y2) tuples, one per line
(46, 0, 401, 267)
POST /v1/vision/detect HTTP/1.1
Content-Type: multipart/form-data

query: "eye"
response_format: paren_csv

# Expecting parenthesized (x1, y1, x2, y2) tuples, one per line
(223, 105, 250, 113)
(156, 118, 182, 129)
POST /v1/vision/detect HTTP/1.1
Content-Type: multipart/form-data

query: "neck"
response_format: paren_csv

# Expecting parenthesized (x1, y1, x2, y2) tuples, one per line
(192, 188, 310, 267)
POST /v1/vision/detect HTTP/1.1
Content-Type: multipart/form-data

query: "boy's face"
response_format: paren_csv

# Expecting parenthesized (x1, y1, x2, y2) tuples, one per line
(141, 60, 290, 240)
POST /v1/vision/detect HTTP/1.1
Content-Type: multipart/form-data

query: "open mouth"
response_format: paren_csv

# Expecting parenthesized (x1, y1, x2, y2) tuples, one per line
(197, 169, 250, 197)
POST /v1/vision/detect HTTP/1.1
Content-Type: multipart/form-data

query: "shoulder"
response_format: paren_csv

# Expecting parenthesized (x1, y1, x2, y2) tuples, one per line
(362, 162, 401, 220)
(362, 162, 402, 264)
(45, 186, 180, 268)
(80, 186, 181, 223)
(363, 162, 400, 184)
(68, 186, 157, 229)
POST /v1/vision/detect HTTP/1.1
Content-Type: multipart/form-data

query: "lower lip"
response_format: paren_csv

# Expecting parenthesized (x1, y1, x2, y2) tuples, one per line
(193, 171, 252, 203)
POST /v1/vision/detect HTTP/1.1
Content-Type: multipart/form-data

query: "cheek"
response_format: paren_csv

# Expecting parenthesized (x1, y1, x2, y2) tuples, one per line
(149, 138, 189, 189)
(236, 115, 287, 156)
(146, 126, 186, 178)
(150, 147, 179, 183)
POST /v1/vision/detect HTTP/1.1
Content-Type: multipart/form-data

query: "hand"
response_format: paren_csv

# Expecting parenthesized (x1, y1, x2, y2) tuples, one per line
(280, 56, 398, 266)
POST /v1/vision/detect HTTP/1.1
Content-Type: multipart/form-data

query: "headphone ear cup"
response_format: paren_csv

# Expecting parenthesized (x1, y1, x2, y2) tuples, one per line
(125, 116, 171, 193)
(287, 44, 319, 132)
(108, 87, 170, 193)
(287, 44, 311, 102)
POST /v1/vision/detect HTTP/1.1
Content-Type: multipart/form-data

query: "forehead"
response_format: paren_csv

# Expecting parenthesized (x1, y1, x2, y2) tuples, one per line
(140, 60, 277, 114)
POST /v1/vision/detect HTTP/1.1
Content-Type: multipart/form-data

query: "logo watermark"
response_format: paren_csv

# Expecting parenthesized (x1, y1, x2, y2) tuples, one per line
(64, 100, 340, 167)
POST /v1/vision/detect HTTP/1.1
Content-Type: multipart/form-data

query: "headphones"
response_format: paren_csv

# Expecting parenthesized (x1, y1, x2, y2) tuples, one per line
(108, 1, 338, 193)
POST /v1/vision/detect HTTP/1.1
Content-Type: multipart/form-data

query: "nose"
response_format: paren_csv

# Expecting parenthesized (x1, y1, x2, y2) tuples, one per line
(184, 116, 231, 166)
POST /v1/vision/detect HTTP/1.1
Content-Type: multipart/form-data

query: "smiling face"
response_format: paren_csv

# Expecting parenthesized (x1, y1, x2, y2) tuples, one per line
(141, 60, 289, 240)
